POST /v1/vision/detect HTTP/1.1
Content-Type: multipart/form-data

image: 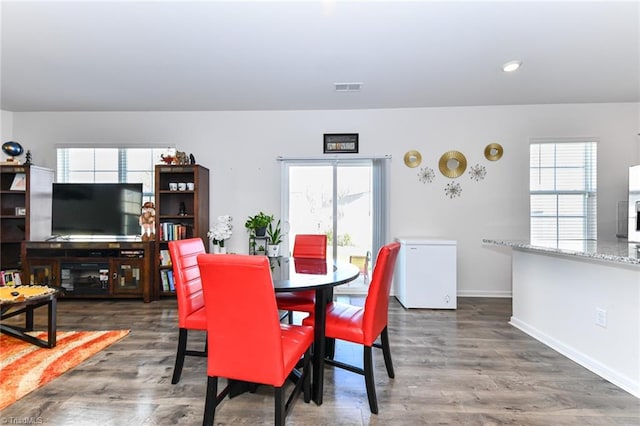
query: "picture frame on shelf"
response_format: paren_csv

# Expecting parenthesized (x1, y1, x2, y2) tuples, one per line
(1, 270, 21, 286)
(10, 173, 26, 190)
(323, 133, 359, 154)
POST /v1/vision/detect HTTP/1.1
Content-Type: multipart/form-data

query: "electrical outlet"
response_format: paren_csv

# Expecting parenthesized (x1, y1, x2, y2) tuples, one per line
(596, 308, 607, 328)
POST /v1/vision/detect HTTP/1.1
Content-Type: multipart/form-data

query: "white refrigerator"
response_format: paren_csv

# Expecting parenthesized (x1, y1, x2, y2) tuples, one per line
(394, 237, 457, 309)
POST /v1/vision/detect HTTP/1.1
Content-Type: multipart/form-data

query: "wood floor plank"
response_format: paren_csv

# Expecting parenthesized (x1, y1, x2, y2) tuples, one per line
(1, 297, 638, 425)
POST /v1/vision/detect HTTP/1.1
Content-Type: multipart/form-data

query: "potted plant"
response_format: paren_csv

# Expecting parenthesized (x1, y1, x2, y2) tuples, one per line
(244, 211, 273, 237)
(266, 219, 283, 257)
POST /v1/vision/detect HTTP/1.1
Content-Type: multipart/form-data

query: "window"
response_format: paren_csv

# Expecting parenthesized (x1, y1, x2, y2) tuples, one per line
(56, 147, 165, 202)
(530, 140, 597, 247)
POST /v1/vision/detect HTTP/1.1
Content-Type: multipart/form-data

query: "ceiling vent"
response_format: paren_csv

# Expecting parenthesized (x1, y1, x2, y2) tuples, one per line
(334, 82, 362, 92)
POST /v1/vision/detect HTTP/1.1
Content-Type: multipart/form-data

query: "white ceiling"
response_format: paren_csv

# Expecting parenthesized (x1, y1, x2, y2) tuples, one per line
(1, 0, 639, 112)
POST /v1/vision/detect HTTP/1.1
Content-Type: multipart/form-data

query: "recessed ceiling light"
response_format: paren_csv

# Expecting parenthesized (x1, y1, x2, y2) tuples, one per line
(502, 60, 522, 72)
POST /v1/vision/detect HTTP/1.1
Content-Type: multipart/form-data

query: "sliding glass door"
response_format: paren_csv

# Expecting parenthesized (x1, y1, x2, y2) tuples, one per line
(280, 157, 389, 293)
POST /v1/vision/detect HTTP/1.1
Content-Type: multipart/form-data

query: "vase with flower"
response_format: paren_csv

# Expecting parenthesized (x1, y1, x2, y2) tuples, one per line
(207, 215, 233, 254)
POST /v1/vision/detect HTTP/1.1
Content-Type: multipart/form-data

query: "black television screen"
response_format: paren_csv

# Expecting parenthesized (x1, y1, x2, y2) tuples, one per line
(52, 183, 143, 237)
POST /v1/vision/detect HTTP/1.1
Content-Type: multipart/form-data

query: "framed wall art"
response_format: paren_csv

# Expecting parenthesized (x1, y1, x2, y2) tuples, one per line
(323, 133, 359, 154)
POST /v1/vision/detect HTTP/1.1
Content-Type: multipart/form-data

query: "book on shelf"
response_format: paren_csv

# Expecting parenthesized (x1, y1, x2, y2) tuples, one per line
(160, 222, 190, 241)
(167, 270, 175, 291)
(159, 249, 172, 266)
(160, 269, 170, 291)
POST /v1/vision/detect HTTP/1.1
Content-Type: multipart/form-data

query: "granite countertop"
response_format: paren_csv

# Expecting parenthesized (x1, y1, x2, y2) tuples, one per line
(483, 238, 640, 266)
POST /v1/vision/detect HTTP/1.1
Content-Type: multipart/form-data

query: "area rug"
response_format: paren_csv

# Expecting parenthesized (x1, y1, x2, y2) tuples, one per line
(0, 329, 130, 410)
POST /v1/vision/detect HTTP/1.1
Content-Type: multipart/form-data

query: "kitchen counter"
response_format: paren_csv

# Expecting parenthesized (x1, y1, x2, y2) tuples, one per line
(483, 237, 640, 399)
(483, 238, 640, 266)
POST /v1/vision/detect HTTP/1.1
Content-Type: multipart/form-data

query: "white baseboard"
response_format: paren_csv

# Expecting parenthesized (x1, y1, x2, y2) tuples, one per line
(457, 290, 512, 298)
(510, 317, 640, 399)
(340, 289, 511, 298)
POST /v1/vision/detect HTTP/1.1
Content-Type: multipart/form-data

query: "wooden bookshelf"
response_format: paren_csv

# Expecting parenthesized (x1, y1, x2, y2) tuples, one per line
(154, 164, 209, 296)
(0, 164, 54, 271)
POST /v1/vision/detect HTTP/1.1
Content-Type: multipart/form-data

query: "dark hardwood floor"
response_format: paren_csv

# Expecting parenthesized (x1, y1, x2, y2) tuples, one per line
(2, 296, 639, 425)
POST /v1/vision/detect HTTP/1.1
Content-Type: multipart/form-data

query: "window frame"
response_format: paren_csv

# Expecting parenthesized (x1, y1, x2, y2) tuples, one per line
(529, 138, 597, 245)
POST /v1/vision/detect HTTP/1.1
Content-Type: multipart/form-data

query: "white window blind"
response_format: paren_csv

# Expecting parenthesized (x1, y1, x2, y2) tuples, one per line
(56, 147, 166, 202)
(529, 140, 597, 246)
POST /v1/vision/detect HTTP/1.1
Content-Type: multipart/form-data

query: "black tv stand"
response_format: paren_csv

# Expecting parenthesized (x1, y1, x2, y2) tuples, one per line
(22, 240, 157, 302)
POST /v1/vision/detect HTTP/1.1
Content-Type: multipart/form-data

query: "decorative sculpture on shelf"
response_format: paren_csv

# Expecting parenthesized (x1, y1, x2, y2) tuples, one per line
(1, 141, 24, 164)
(160, 147, 176, 164)
(139, 202, 156, 241)
(175, 151, 188, 165)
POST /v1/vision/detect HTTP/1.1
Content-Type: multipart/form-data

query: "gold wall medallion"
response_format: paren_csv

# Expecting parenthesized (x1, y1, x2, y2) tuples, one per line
(403, 150, 422, 168)
(438, 150, 467, 178)
(484, 143, 504, 161)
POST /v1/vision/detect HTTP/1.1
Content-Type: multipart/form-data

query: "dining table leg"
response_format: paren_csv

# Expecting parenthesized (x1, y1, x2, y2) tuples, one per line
(312, 287, 328, 405)
(47, 296, 57, 348)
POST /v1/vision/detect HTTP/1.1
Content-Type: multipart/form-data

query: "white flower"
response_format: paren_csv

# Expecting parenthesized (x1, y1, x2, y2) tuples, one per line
(208, 215, 233, 246)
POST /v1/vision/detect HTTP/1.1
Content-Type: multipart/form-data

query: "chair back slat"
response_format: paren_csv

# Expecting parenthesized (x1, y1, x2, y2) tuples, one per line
(197, 254, 286, 385)
(168, 238, 207, 327)
(362, 242, 401, 344)
(292, 234, 327, 259)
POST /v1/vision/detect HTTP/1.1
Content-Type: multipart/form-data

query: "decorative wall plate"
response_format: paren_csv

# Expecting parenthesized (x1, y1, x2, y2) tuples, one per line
(438, 150, 467, 178)
(484, 143, 503, 161)
(403, 150, 422, 168)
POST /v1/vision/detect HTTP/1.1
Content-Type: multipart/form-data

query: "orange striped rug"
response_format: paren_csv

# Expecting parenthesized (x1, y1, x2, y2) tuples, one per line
(0, 330, 130, 410)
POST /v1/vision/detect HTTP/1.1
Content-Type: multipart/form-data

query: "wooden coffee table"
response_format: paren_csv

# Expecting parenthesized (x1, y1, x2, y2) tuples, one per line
(0, 287, 58, 348)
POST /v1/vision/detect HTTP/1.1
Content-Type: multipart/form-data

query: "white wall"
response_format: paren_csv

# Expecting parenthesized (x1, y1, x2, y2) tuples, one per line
(1, 110, 14, 143)
(9, 102, 640, 296)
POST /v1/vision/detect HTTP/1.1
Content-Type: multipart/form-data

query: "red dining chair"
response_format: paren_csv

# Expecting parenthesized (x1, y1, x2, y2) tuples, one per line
(276, 234, 327, 323)
(167, 238, 208, 384)
(302, 241, 401, 414)
(291, 234, 327, 259)
(197, 254, 314, 426)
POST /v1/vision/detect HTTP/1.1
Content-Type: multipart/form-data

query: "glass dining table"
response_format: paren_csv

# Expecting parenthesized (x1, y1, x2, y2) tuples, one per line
(271, 257, 360, 405)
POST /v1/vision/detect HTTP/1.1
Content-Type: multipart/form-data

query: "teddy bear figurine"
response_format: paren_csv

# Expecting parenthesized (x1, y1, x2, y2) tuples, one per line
(139, 201, 156, 241)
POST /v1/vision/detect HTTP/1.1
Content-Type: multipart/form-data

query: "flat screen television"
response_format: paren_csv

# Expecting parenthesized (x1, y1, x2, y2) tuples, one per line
(51, 183, 143, 237)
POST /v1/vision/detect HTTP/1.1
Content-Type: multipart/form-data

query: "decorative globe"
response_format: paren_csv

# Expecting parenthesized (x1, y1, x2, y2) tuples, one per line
(2, 141, 24, 157)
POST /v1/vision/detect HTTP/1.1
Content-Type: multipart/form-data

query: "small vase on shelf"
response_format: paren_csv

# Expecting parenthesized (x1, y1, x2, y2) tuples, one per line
(212, 244, 220, 254)
(219, 246, 227, 254)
